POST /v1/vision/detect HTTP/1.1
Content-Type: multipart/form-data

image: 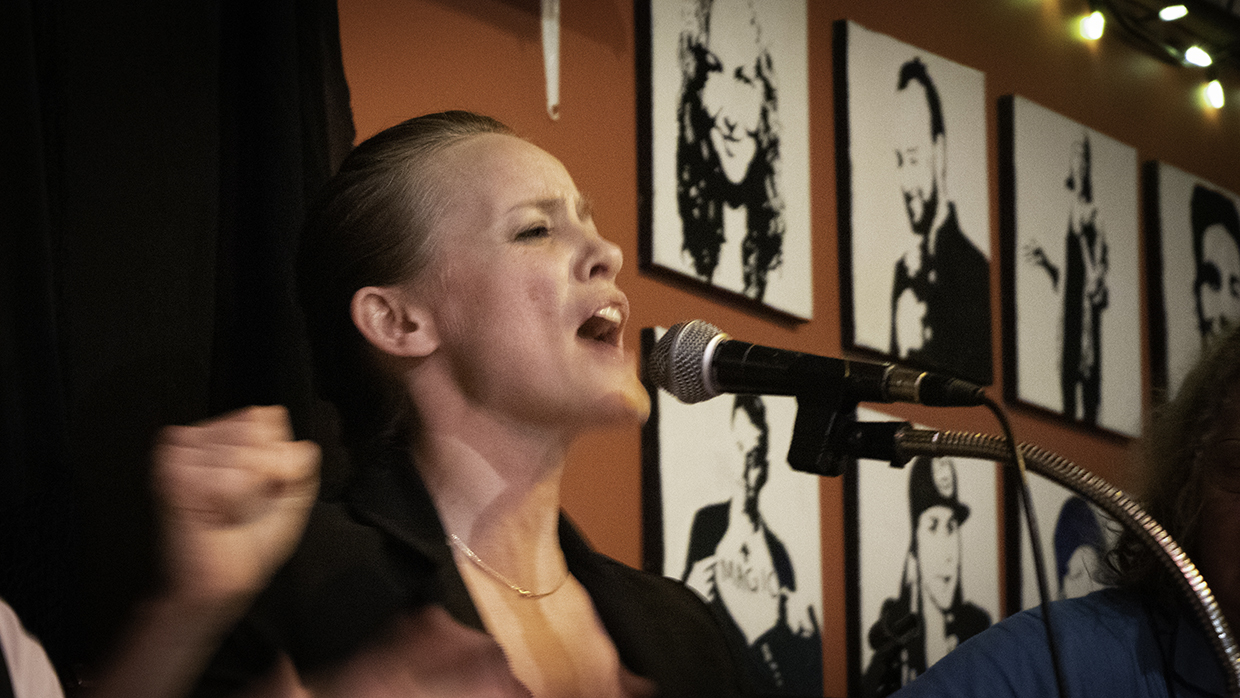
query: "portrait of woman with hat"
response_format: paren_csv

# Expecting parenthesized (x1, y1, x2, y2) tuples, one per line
(862, 456, 993, 697)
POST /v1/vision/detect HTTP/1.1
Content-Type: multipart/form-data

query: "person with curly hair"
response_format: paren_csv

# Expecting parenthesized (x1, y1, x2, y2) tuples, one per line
(676, 0, 785, 302)
(892, 324, 1240, 697)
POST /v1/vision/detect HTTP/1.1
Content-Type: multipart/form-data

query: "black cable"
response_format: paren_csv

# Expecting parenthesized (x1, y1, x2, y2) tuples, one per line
(981, 395, 1069, 698)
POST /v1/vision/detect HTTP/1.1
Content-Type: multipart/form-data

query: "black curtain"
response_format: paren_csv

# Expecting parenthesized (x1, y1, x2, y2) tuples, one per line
(0, 0, 353, 678)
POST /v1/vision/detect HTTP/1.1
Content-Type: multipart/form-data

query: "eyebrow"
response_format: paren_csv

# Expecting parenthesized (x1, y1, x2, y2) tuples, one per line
(577, 194, 595, 221)
(512, 193, 594, 222)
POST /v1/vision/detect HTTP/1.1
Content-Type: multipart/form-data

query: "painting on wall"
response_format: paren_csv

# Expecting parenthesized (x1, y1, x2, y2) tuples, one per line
(834, 20, 993, 386)
(637, 0, 813, 319)
(999, 95, 1142, 437)
(1146, 161, 1240, 402)
(846, 407, 1000, 697)
(641, 329, 823, 695)
(1003, 470, 1118, 615)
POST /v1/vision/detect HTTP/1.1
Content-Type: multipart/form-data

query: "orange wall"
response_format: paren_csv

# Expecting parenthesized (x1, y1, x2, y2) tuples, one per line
(336, 1, 1240, 694)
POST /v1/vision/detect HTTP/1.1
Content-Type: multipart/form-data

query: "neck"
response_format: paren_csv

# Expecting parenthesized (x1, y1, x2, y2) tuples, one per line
(920, 587, 951, 666)
(400, 355, 589, 593)
(926, 199, 949, 254)
(412, 407, 572, 589)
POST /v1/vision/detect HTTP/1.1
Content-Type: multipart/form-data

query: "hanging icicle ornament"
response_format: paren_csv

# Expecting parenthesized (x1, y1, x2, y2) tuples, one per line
(542, 0, 561, 120)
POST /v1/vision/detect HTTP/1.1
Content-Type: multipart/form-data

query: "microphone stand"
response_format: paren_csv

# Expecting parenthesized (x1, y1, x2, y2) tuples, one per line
(808, 416, 1240, 698)
(785, 387, 856, 477)
(785, 388, 918, 476)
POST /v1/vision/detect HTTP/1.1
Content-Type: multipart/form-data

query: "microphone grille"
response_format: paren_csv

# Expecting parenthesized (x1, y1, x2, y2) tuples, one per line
(647, 320, 723, 404)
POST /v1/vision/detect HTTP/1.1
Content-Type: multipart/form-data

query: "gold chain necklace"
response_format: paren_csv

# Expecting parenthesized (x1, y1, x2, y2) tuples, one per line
(447, 533, 570, 600)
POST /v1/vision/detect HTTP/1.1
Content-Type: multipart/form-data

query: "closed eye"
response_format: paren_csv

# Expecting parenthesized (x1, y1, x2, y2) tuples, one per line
(515, 225, 550, 242)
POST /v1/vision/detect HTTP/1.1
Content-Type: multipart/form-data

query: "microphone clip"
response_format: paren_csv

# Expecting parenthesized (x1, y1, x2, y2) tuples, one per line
(787, 391, 912, 476)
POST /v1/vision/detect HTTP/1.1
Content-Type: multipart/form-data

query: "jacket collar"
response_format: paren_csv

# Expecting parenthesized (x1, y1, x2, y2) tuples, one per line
(342, 458, 605, 629)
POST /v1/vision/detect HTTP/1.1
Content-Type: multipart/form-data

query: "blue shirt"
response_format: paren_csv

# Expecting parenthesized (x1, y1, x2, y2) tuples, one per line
(893, 588, 1228, 698)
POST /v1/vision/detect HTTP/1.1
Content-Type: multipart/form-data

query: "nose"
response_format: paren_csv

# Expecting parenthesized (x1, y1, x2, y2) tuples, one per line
(581, 230, 623, 281)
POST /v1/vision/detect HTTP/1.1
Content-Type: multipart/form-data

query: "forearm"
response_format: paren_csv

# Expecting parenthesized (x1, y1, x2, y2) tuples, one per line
(85, 592, 250, 698)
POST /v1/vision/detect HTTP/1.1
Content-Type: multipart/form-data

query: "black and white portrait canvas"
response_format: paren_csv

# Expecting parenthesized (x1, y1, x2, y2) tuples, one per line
(835, 21, 992, 385)
(1002, 96, 1141, 436)
(1006, 472, 1117, 614)
(641, 0, 812, 318)
(848, 408, 999, 697)
(642, 328, 822, 695)
(1147, 161, 1240, 401)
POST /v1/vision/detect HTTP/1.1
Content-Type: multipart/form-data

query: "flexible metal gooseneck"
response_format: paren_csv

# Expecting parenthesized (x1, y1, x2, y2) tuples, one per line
(893, 426, 1240, 698)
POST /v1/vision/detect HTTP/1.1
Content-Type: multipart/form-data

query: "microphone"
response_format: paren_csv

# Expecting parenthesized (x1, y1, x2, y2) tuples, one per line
(647, 320, 985, 408)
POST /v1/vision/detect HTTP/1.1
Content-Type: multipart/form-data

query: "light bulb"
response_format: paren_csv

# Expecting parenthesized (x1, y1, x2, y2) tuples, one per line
(1206, 79, 1225, 109)
(1080, 11, 1105, 40)
(1159, 4, 1188, 20)
(1185, 46, 1213, 67)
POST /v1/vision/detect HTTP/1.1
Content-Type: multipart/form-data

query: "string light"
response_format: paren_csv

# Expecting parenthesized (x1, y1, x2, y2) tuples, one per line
(1081, 11, 1106, 40)
(1206, 79, 1225, 108)
(1184, 45, 1213, 66)
(1083, 1, 1239, 113)
(1159, 5, 1189, 21)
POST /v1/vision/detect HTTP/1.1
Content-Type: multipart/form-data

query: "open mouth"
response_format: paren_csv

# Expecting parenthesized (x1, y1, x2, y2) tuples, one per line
(577, 305, 623, 347)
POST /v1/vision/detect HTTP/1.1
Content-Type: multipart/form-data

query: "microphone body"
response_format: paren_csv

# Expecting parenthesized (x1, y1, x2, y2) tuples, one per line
(649, 320, 984, 407)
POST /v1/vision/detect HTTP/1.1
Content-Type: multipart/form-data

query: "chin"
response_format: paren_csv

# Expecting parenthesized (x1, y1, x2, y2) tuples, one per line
(629, 392, 653, 423)
(583, 385, 652, 428)
(927, 585, 955, 611)
(608, 387, 653, 424)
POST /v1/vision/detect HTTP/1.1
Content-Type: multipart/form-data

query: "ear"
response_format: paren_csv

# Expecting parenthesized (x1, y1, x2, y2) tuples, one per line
(350, 285, 439, 358)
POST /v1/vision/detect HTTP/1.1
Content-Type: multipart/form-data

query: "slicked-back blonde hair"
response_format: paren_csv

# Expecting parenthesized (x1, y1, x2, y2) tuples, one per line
(298, 111, 515, 458)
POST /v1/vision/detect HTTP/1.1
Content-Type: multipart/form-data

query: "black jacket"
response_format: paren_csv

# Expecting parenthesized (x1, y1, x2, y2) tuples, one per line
(192, 460, 747, 697)
(889, 203, 993, 385)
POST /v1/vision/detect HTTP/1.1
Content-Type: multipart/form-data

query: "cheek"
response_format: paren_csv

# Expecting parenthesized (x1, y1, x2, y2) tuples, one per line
(521, 272, 561, 307)
(936, 532, 960, 564)
(461, 254, 561, 322)
(898, 164, 922, 195)
(437, 263, 550, 352)
(701, 75, 725, 116)
(1202, 284, 1223, 308)
(937, 535, 958, 565)
(513, 270, 570, 337)
(734, 84, 763, 130)
(1197, 491, 1240, 624)
(431, 263, 484, 343)
(1198, 490, 1240, 572)
(1228, 285, 1240, 310)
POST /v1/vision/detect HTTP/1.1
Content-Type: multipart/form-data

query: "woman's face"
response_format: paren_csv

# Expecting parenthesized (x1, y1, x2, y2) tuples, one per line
(699, 0, 765, 185)
(1060, 545, 1102, 600)
(732, 411, 765, 497)
(420, 133, 650, 430)
(916, 504, 960, 613)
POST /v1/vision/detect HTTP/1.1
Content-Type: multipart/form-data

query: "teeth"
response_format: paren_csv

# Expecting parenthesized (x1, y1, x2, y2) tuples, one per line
(594, 305, 622, 324)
